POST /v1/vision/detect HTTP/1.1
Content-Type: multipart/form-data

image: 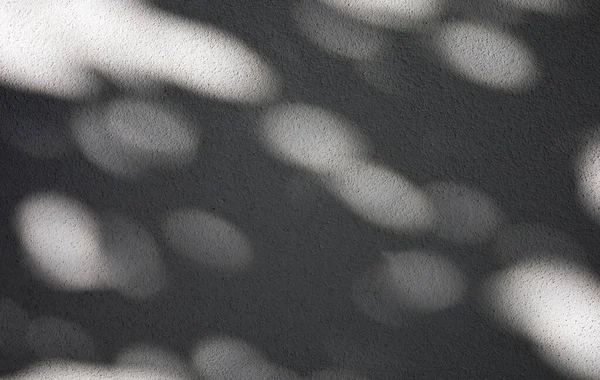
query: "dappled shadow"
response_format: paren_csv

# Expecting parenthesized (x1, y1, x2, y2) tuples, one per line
(2, 0, 600, 379)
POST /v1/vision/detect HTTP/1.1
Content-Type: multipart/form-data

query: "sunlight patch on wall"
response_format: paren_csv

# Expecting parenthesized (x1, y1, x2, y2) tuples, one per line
(259, 103, 369, 173)
(0, 0, 279, 103)
(0, 1, 100, 100)
(327, 161, 435, 232)
(434, 22, 538, 92)
(27, 316, 95, 361)
(2, 359, 194, 380)
(482, 259, 600, 379)
(14, 192, 108, 292)
(352, 250, 466, 326)
(292, 0, 386, 60)
(70, 0, 280, 104)
(14, 192, 166, 299)
(162, 210, 254, 272)
(70, 97, 199, 179)
(191, 335, 302, 380)
(317, 0, 445, 30)
(424, 182, 505, 245)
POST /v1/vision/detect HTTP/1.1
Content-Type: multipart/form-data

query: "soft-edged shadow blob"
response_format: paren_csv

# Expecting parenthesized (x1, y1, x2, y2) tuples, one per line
(317, 0, 446, 30)
(14, 192, 108, 292)
(70, 96, 200, 180)
(101, 212, 166, 300)
(0, 298, 30, 367)
(27, 316, 95, 361)
(433, 21, 538, 92)
(326, 160, 435, 233)
(494, 223, 588, 264)
(259, 103, 369, 173)
(352, 250, 466, 326)
(481, 258, 600, 379)
(162, 209, 254, 272)
(292, 0, 387, 60)
(117, 343, 195, 380)
(191, 335, 302, 380)
(424, 181, 505, 245)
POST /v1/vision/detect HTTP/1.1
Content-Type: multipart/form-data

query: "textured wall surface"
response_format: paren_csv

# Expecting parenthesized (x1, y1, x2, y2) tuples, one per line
(1, 0, 600, 379)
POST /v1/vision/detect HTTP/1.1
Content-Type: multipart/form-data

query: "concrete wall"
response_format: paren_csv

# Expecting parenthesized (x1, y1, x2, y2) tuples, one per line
(1, 0, 600, 379)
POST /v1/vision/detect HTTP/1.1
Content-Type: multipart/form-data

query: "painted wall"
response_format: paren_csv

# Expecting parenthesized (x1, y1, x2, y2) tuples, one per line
(1, 0, 600, 379)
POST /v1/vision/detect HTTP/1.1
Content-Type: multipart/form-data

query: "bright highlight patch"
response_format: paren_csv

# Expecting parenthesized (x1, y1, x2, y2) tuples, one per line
(259, 103, 369, 173)
(483, 259, 600, 379)
(192, 335, 302, 380)
(435, 22, 538, 91)
(353, 250, 466, 326)
(162, 210, 254, 272)
(15, 192, 108, 291)
(327, 161, 435, 232)
(70, 97, 199, 179)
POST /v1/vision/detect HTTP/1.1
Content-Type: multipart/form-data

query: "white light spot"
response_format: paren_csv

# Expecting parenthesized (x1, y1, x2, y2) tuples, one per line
(576, 130, 600, 223)
(70, 97, 199, 179)
(424, 181, 504, 244)
(317, 0, 445, 29)
(498, 0, 581, 15)
(327, 161, 435, 232)
(259, 103, 369, 173)
(27, 316, 95, 361)
(162, 210, 254, 272)
(14, 192, 108, 291)
(435, 22, 538, 91)
(353, 250, 466, 326)
(483, 259, 600, 379)
(292, 0, 386, 60)
(192, 336, 302, 380)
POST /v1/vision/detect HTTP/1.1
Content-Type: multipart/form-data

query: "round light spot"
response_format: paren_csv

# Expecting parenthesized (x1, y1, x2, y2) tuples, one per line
(192, 336, 302, 380)
(327, 161, 435, 232)
(482, 259, 600, 379)
(353, 250, 466, 326)
(70, 97, 199, 179)
(162, 210, 254, 272)
(435, 22, 538, 91)
(259, 103, 369, 173)
(14, 192, 108, 291)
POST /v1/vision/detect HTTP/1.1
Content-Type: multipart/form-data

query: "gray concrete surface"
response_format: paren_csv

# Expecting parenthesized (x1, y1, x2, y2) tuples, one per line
(1, 0, 600, 379)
